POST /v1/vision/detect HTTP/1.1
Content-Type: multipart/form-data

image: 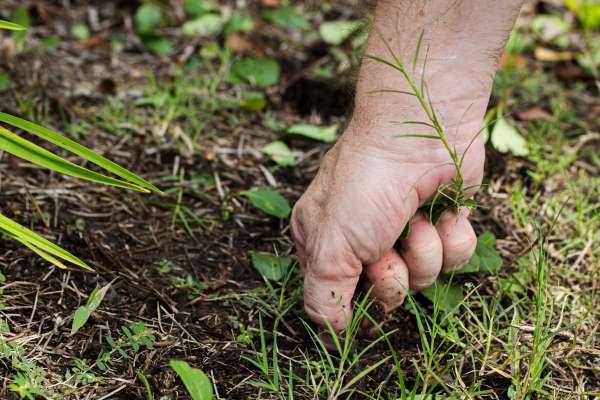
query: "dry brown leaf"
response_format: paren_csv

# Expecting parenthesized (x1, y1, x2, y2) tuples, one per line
(517, 106, 553, 121)
(534, 47, 574, 62)
(226, 33, 254, 55)
(500, 52, 529, 68)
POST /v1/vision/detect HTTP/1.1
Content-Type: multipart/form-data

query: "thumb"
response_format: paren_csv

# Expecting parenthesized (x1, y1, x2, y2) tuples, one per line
(303, 256, 361, 332)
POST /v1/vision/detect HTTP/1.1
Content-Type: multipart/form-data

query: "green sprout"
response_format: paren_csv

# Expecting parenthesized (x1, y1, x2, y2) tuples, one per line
(365, 31, 482, 225)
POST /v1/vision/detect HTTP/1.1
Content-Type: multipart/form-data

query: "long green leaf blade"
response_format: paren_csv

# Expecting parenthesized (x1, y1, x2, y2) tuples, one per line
(366, 89, 415, 97)
(394, 133, 441, 140)
(412, 29, 425, 72)
(0, 127, 147, 192)
(0, 20, 26, 30)
(0, 213, 92, 270)
(8, 234, 69, 269)
(0, 112, 160, 193)
(391, 120, 436, 128)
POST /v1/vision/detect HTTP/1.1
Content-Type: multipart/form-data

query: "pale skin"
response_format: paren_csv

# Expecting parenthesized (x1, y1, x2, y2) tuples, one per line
(291, 0, 525, 332)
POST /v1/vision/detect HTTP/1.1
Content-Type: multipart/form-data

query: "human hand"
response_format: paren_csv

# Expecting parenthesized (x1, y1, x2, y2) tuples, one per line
(291, 122, 485, 331)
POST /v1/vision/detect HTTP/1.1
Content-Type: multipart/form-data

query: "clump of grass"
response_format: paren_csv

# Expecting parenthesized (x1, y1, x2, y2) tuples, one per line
(365, 32, 480, 224)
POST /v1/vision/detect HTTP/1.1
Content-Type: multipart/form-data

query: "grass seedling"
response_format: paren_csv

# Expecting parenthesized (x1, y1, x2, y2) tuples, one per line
(365, 31, 482, 223)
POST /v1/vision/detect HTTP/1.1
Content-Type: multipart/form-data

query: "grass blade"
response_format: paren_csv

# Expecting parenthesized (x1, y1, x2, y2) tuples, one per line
(341, 356, 391, 392)
(391, 120, 436, 129)
(0, 213, 92, 270)
(366, 89, 415, 97)
(0, 20, 26, 30)
(0, 112, 160, 193)
(412, 29, 425, 72)
(6, 232, 69, 269)
(364, 54, 406, 76)
(0, 126, 148, 192)
(394, 134, 441, 140)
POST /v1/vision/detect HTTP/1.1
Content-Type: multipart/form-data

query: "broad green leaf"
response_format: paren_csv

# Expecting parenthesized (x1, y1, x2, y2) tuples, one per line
(262, 141, 296, 166)
(240, 189, 291, 218)
(475, 232, 503, 273)
(239, 92, 266, 112)
(0, 112, 160, 192)
(182, 14, 225, 37)
(490, 118, 528, 156)
(142, 36, 173, 56)
(0, 19, 26, 31)
(0, 213, 92, 270)
(135, 4, 162, 35)
(71, 282, 112, 335)
(230, 58, 280, 87)
(260, 6, 308, 30)
(184, 0, 219, 18)
(226, 12, 255, 34)
(500, 258, 533, 299)
(454, 232, 503, 274)
(251, 252, 293, 281)
(420, 281, 464, 312)
(286, 123, 338, 143)
(71, 24, 90, 41)
(319, 20, 361, 46)
(0, 126, 148, 192)
(169, 360, 214, 400)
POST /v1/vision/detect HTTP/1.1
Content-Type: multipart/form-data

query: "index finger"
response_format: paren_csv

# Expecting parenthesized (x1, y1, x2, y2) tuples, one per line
(303, 259, 361, 332)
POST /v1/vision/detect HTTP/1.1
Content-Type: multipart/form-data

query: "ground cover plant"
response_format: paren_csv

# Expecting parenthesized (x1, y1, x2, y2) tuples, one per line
(0, 0, 598, 399)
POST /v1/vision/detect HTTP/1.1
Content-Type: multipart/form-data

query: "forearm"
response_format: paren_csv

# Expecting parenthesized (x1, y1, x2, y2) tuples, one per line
(350, 0, 524, 154)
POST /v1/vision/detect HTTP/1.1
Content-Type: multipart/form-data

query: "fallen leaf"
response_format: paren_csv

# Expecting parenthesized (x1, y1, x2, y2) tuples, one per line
(491, 118, 529, 156)
(516, 106, 552, 121)
(240, 188, 291, 218)
(230, 58, 280, 87)
(251, 252, 293, 281)
(319, 20, 362, 46)
(260, 6, 308, 30)
(261, 0, 281, 7)
(182, 14, 225, 37)
(534, 47, 574, 62)
(226, 33, 254, 55)
(262, 140, 296, 166)
(79, 37, 107, 49)
(286, 123, 338, 143)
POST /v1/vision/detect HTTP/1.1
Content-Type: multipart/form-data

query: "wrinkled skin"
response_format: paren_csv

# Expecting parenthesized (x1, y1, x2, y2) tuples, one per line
(291, 0, 524, 332)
